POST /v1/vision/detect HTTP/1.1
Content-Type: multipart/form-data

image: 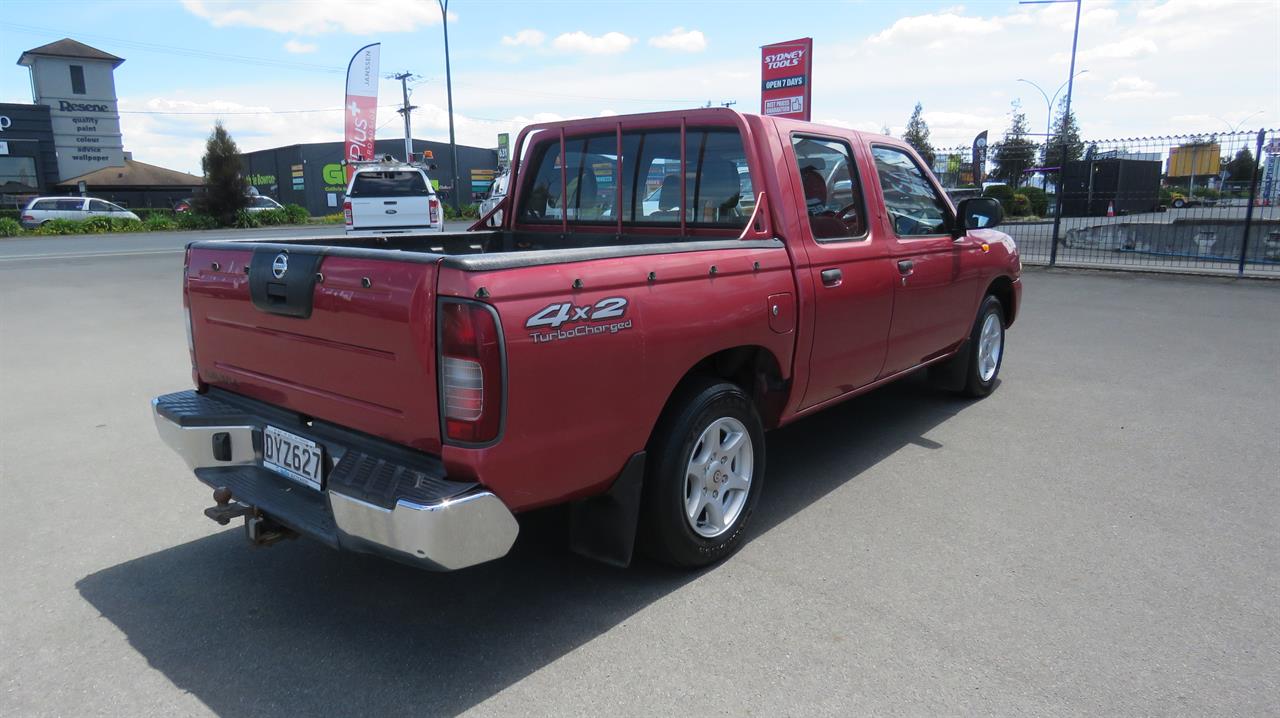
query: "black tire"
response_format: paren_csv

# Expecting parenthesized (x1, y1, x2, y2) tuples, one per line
(962, 295, 1006, 398)
(639, 378, 765, 568)
(1172, 198, 1186, 209)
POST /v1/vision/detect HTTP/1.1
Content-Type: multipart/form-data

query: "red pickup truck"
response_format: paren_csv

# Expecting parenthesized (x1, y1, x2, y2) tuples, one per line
(153, 108, 1021, 571)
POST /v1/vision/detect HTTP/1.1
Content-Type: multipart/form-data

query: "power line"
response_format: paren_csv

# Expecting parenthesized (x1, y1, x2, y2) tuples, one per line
(119, 104, 402, 116)
(3, 22, 344, 74)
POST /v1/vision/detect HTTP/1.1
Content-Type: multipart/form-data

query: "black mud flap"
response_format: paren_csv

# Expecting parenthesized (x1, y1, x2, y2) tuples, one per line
(569, 451, 645, 568)
(249, 247, 323, 318)
(928, 339, 971, 392)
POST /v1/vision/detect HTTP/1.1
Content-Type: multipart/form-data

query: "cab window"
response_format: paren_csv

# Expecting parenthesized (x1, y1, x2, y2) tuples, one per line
(870, 146, 950, 237)
(519, 127, 754, 229)
(791, 135, 867, 240)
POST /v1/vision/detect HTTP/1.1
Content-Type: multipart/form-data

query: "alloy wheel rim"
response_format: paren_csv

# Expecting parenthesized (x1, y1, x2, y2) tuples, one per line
(684, 417, 753, 538)
(977, 312, 1003, 382)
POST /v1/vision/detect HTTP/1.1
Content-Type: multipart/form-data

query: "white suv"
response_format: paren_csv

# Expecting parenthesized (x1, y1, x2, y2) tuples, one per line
(21, 196, 140, 228)
(343, 162, 442, 235)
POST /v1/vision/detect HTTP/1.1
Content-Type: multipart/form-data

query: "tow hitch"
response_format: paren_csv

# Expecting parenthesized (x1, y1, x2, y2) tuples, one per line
(204, 486, 297, 547)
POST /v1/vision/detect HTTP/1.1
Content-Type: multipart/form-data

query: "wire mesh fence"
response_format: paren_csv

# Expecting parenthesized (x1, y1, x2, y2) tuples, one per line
(935, 129, 1280, 277)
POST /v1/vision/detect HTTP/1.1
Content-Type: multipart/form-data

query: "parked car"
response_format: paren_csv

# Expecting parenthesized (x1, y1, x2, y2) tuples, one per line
(20, 196, 140, 228)
(343, 159, 442, 235)
(174, 195, 283, 214)
(152, 108, 1021, 573)
(477, 170, 509, 226)
(246, 195, 284, 213)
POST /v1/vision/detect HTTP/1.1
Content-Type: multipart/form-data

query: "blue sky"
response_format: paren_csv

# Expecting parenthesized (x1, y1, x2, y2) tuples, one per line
(3, 0, 1275, 173)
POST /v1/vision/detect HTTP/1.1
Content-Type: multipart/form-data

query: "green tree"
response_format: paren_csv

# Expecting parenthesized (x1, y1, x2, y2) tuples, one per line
(901, 102, 936, 167)
(1224, 147, 1256, 183)
(197, 121, 248, 225)
(1040, 97, 1084, 168)
(991, 100, 1038, 188)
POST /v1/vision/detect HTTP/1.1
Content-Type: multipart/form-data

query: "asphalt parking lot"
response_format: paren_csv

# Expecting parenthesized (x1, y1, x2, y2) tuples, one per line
(1, 237, 1277, 716)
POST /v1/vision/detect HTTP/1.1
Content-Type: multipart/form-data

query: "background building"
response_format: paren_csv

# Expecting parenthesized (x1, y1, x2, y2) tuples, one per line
(0, 103, 59, 199)
(240, 138, 498, 217)
(2, 38, 203, 209)
(18, 38, 126, 180)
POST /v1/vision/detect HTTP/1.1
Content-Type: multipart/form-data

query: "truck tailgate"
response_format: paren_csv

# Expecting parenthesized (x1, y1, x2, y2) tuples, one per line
(186, 244, 442, 454)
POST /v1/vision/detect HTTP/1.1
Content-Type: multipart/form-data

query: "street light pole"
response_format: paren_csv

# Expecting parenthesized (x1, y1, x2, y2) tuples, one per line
(1017, 69, 1086, 191)
(1022, 0, 1082, 266)
(1215, 110, 1265, 134)
(437, 0, 461, 212)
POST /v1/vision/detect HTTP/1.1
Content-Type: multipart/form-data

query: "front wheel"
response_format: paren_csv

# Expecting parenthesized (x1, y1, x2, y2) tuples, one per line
(963, 295, 1006, 397)
(639, 379, 765, 567)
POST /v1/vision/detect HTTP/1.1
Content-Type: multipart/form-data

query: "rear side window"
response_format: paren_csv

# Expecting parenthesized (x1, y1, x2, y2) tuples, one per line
(31, 199, 58, 210)
(791, 135, 867, 240)
(518, 127, 755, 228)
(871, 146, 951, 237)
(349, 171, 431, 197)
(250, 196, 278, 208)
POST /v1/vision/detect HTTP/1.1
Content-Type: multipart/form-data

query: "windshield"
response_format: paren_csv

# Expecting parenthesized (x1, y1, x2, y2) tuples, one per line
(349, 170, 432, 198)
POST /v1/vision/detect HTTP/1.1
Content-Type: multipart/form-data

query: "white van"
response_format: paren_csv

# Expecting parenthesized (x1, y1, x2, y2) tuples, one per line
(343, 162, 442, 235)
(20, 196, 140, 228)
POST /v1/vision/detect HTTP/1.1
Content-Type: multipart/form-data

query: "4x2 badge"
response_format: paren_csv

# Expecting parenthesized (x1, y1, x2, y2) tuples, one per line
(525, 297, 633, 344)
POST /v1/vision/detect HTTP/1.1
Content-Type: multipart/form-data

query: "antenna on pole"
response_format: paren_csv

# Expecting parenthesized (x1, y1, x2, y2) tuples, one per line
(393, 71, 421, 163)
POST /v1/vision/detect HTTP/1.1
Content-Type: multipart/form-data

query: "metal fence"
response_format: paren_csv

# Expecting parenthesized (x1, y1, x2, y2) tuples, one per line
(934, 129, 1280, 277)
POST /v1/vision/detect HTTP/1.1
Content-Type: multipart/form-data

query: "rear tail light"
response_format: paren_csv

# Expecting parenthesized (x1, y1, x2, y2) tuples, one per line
(21, 215, 33, 222)
(343, 201, 353, 226)
(182, 248, 197, 384)
(429, 197, 440, 225)
(439, 300, 504, 444)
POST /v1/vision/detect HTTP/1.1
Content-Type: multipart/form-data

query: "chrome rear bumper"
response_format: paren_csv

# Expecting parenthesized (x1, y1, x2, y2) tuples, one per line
(151, 390, 518, 571)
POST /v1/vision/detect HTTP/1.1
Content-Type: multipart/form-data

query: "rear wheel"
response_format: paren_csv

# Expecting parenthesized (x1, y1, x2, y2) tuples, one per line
(639, 379, 764, 567)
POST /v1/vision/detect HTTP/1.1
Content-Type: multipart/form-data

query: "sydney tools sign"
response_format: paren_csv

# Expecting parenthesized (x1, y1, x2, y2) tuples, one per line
(760, 38, 812, 121)
(344, 43, 381, 179)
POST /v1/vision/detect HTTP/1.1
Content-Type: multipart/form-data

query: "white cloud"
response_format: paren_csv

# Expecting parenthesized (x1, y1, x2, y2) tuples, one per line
(1105, 76, 1176, 101)
(181, 0, 451, 35)
(1066, 37, 1160, 62)
(501, 29, 545, 48)
(551, 31, 635, 55)
(283, 39, 317, 54)
(648, 27, 707, 53)
(869, 11, 1007, 44)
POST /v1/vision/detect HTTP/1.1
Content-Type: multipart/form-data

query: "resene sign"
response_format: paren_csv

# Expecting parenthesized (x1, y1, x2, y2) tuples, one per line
(760, 38, 813, 122)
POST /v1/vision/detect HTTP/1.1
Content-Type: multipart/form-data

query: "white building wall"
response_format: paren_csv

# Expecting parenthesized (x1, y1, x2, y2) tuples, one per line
(27, 55, 125, 180)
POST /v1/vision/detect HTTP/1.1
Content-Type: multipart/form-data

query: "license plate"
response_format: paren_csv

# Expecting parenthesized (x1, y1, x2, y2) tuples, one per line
(262, 425, 323, 490)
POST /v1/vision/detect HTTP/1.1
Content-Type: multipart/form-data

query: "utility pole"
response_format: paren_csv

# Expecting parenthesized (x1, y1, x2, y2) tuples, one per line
(393, 71, 419, 164)
(1022, 0, 1082, 267)
(437, 0, 461, 211)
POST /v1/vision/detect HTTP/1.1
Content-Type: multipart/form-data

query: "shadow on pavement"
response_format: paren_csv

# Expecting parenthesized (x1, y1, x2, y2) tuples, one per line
(77, 374, 968, 717)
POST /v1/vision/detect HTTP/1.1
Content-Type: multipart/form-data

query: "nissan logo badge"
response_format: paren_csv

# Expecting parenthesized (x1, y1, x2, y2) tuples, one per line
(272, 252, 289, 279)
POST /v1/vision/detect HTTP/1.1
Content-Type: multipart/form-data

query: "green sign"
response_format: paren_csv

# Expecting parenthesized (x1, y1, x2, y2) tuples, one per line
(497, 133, 509, 164)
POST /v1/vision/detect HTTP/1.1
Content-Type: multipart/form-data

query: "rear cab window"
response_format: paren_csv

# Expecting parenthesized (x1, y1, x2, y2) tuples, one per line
(517, 125, 756, 231)
(349, 170, 433, 197)
(790, 134, 868, 241)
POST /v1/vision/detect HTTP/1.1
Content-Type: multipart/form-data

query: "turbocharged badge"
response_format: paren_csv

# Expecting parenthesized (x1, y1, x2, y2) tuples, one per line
(525, 297, 632, 344)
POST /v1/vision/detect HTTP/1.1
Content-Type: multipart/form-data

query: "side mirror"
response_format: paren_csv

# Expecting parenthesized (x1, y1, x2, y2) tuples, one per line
(955, 196, 1003, 236)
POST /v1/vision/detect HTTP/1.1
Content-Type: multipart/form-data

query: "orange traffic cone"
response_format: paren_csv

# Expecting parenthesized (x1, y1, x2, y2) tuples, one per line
(1106, 201, 1115, 217)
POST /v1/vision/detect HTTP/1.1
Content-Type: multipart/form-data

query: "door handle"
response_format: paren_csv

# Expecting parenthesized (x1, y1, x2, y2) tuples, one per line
(820, 268, 842, 287)
(897, 260, 915, 274)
